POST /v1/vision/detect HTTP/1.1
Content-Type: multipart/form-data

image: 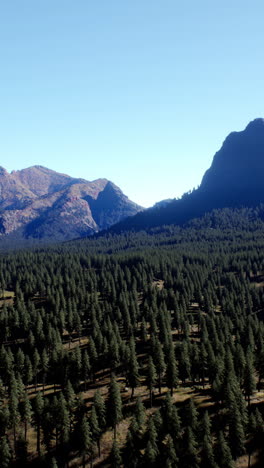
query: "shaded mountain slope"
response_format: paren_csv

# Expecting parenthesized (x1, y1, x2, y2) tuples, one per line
(109, 118, 264, 234)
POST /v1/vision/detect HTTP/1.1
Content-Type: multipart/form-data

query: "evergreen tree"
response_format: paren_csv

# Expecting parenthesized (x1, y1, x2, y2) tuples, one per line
(243, 348, 256, 405)
(179, 341, 191, 384)
(201, 436, 219, 468)
(215, 431, 234, 468)
(24, 355, 33, 386)
(8, 373, 20, 454)
(184, 427, 199, 468)
(124, 417, 141, 468)
(146, 356, 157, 407)
(57, 393, 70, 446)
(144, 440, 157, 465)
(163, 434, 179, 468)
(154, 339, 166, 393)
(21, 392, 32, 441)
(65, 380, 76, 433)
(126, 337, 140, 398)
(166, 347, 178, 396)
(82, 350, 91, 390)
(135, 397, 146, 428)
(0, 436, 11, 468)
(90, 405, 101, 457)
(162, 392, 181, 442)
(79, 415, 92, 468)
(34, 391, 44, 457)
(93, 390, 106, 430)
(228, 401, 245, 459)
(33, 349, 41, 390)
(107, 375, 122, 439)
(110, 439, 122, 468)
(185, 398, 199, 434)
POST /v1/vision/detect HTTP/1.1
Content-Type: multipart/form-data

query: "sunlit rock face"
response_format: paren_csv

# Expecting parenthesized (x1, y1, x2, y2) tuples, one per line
(0, 165, 143, 242)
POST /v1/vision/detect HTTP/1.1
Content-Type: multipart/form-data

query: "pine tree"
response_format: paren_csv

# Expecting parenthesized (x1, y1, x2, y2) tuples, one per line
(109, 335, 120, 370)
(65, 380, 76, 433)
(200, 413, 218, 468)
(200, 410, 211, 441)
(215, 431, 234, 468)
(24, 355, 33, 386)
(0, 406, 9, 437)
(163, 434, 179, 468)
(243, 349, 256, 405)
(185, 398, 199, 434)
(110, 439, 122, 468)
(21, 392, 32, 441)
(184, 427, 199, 468)
(41, 349, 49, 393)
(0, 435, 11, 468)
(41, 401, 54, 454)
(33, 349, 41, 390)
(127, 337, 140, 398)
(201, 436, 219, 468)
(88, 337, 98, 381)
(146, 356, 157, 407)
(34, 391, 44, 457)
(154, 339, 166, 393)
(107, 375, 122, 439)
(93, 390, 106, 430)
(79, 415, 92, 468)
(141, 318, 148, 343)
(8, 373, 20, 454)
(124, 417, 140, 468)
(90, 406, 101, 457)
(57, 393, 70, 446)
(82, 350, 91, 390)
(135, 397, 146, 428)
(144, 440, 157, 465)
(228, 401, 245, 459)
(146, 417, 158, 459)
(166, 347, 178, 396)
(179, 341, 191, 384)
(162, 392, 181, 442)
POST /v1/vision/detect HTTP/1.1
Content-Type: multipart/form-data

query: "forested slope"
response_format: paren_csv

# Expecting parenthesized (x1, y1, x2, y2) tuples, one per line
(0, 214, 264, 467)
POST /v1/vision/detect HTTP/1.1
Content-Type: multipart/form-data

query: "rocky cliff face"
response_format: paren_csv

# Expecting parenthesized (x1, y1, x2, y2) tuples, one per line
(0, 166, 142, 242)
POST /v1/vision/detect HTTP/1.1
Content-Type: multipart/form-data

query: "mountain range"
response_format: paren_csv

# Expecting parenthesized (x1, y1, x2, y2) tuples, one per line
(1, 118, 264, 245)
(0, 166, 142, 243)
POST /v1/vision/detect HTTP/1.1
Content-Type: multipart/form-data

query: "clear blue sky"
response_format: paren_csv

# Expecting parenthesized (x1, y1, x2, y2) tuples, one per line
(0, 1, 263, 207)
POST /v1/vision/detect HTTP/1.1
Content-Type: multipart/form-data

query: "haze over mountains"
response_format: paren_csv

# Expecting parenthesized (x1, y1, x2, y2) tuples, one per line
(111, 118, 264, 233)
(0, 166, 142, 242)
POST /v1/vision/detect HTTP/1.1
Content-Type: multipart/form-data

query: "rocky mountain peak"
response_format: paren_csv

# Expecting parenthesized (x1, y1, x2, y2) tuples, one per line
(0, 166, 143, 244)
(200, 118, 264, 193)
(245, 118, 264, 131)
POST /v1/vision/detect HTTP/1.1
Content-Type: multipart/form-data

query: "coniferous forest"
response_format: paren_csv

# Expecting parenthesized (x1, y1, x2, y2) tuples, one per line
(1, 208, 264, 467)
